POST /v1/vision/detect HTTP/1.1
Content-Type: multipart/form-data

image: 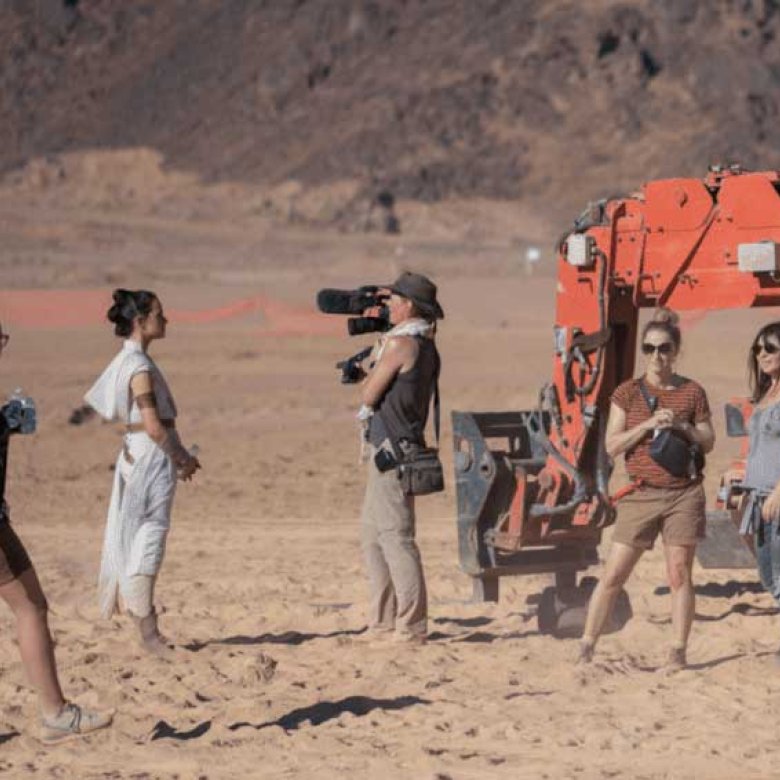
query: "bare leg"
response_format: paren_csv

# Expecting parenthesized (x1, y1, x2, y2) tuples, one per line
(663, 543, 696, 650)
(580, 542, 644, 658)
(0, 567, 65, 718)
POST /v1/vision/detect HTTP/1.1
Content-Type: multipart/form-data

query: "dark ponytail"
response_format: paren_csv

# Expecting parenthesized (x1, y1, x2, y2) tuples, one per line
(107, 289, 157, 337)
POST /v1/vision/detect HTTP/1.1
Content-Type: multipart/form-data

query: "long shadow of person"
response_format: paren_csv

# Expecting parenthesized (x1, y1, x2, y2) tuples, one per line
(183, 627, 366, 652)
(654, 580, 766, 598)
(228, 695, 430, 732)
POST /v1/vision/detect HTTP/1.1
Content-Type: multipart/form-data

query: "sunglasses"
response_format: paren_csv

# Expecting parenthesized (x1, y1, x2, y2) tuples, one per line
(753, 341, 780, 356)
(641, 342, 674, 356)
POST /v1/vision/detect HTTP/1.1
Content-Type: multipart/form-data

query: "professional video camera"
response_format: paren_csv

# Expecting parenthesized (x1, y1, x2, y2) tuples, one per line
(317, 285, 392, 383)
(316, 286, 391, 336)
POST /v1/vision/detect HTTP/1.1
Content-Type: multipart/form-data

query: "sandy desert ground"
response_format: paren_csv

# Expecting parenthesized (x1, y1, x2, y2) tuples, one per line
(1, 171, 780, 779)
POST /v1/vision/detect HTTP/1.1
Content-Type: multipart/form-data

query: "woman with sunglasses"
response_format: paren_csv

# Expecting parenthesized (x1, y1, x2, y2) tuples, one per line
(739, 322, 780, 651)
(0, 325, 113, 742)
(578, 308, 715, 669)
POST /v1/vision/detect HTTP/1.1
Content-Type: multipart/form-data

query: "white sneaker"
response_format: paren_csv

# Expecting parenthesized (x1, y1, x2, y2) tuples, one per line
(40, 702, 114, 744)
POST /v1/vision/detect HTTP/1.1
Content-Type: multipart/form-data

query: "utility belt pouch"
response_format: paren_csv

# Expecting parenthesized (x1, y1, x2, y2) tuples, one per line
(396, 442, 444, 496)
(373, 447, 398, 473)
(639, 380, 705, 479)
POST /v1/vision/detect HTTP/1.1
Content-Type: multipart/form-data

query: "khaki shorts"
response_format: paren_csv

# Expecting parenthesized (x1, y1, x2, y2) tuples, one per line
(612, 482, 706, 550)
(0, 520, 32, 586)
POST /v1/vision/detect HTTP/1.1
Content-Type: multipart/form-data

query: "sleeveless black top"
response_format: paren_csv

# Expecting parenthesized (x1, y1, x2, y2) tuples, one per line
(369, 337, 440, 448)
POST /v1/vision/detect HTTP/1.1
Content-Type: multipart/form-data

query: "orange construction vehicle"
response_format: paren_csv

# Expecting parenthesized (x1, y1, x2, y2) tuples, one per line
(453, 164, 773, 632)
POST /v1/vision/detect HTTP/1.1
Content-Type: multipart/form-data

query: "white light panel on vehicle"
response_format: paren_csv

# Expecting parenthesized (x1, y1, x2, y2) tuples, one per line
(738, 241, 780, 273)
(566, 234, 594, 267)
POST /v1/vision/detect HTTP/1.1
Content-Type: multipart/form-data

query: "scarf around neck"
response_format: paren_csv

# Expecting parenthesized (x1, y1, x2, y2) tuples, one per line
(374, 317, 433, 361)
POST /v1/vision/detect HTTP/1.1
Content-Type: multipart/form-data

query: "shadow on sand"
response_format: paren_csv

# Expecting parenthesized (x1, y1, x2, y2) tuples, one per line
(648, 601, 776, 625)
(183, 628, 366, 652)
(150, 719, 212, 741)
(654, 580, 766, 598)
(451, 629, 539, 644)
(695, 602, 779, 622)
(0, 730, 19, 746)
(432, 616, 495, 629)
(685, 653, 746, 671)
(228, 695, 430, 732)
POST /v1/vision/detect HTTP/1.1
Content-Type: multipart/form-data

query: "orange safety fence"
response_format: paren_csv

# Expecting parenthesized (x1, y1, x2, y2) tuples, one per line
(0, 289, 343, 337)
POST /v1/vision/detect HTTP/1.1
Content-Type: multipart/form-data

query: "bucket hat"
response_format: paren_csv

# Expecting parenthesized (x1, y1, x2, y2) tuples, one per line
(388, 272, 444, 320)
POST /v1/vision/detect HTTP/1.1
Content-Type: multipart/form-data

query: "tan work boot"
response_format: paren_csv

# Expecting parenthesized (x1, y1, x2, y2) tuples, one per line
(131, 608, 172, 655)
(40, 702, 114, 744)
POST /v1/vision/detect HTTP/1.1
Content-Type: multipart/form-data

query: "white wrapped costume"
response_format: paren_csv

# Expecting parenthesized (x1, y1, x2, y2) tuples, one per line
(85, 340, 180, 619)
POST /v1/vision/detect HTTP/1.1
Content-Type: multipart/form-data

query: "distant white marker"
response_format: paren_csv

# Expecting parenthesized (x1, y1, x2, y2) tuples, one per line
(524, 246, 541, 275)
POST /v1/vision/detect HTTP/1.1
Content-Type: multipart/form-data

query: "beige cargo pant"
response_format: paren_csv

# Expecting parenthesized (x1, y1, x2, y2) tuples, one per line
(361, 445, 428, 639)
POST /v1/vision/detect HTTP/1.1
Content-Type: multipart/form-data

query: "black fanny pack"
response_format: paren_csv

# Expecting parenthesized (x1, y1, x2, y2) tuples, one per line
(638, 380, 704, 479)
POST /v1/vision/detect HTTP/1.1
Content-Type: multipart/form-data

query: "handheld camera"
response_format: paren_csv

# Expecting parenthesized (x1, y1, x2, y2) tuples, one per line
(317, 285, 392, 384)
(336, 346, 373, 385)
(316, 286, 391, 336)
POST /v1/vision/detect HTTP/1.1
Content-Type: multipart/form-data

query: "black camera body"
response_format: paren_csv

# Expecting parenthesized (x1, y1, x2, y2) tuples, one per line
(317, 285, 392, 383)
(336, 346, 372, 384)
(316, 286, 391, 336)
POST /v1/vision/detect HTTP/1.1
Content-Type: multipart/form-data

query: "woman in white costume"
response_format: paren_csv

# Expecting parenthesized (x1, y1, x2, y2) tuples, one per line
(86, 289, 200, 652)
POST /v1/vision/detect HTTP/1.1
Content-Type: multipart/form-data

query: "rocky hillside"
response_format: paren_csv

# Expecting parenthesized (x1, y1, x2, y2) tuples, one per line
(2, 0, 780, 221)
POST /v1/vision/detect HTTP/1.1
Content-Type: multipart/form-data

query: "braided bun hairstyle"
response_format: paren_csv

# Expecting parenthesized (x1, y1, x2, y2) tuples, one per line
(107, 289, 157, 337)
(641, 307, 681, 351)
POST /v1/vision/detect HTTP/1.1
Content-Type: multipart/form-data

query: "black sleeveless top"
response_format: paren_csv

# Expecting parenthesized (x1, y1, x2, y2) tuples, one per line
(369, 337, 440, 448)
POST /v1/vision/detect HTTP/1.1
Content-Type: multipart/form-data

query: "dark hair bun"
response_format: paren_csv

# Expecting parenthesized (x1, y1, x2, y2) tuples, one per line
(106, 289, 157, 337)
(650, 307, 680, 328)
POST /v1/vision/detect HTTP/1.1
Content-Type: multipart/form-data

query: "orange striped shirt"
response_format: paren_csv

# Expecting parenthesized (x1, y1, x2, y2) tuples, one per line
(611, 375, 710, 488)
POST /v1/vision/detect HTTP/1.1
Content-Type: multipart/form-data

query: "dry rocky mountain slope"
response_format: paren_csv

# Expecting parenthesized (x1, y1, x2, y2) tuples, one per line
(3, 0, 780, 225)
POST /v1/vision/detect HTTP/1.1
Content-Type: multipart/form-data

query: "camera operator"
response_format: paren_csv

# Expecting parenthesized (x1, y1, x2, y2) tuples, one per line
(358, 272, 443, 645)
(0, 324, 113, 743)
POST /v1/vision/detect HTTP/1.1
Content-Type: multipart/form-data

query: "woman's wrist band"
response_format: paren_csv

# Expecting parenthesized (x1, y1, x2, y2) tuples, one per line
(158, 431, 189, 465)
